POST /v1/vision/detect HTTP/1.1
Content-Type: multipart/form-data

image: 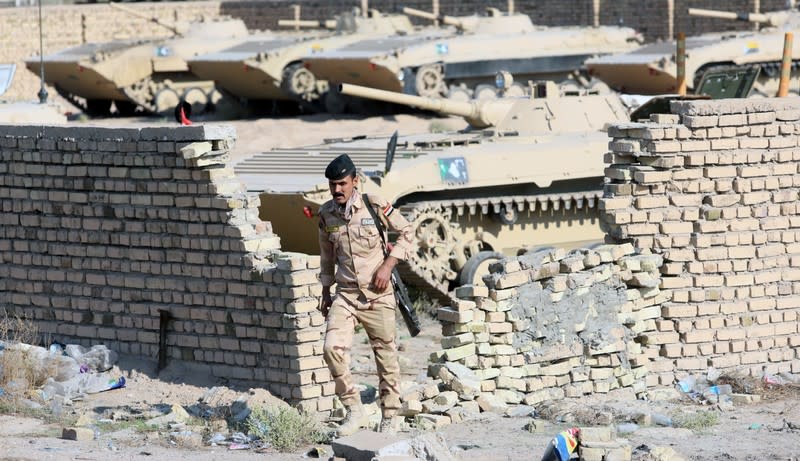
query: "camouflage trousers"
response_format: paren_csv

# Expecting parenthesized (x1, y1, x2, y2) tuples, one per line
(323, 291, 401, 416)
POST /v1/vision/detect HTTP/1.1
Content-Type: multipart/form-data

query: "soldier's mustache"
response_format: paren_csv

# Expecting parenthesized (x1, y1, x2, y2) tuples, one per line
(333, 192, 345, 198)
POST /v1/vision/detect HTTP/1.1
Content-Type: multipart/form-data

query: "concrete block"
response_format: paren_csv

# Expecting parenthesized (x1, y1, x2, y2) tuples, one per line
(398, 400, 423, 417)
(331, 431, 413, 461)
(415, 414, 451, 430)
(476, 393, 508, 413)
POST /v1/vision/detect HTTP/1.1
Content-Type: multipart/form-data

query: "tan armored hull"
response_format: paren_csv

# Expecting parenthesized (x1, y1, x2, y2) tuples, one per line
(25, 41, 153, 99)
(187, 10, 419, 108)
(26, 61, 129, 101)
(587, 7, 800, 97)
(24, 10, 250, 116)
(237, 82, 630, 299)
(303, 10, 641, 101)
(306, 57, 404, 93)
(187, 36, 312, 101)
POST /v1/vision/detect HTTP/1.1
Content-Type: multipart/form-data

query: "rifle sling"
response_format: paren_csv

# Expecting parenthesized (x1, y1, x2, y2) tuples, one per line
(362, 193, 390, 256)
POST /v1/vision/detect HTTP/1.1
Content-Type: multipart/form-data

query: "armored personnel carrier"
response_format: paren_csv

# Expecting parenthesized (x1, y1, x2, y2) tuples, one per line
(187, 8, 417, 112)
(586, 7, 800, 97)
(24, 3, 250, 116)
(303, 6, 641, 109)
(235, 79, 630, 299)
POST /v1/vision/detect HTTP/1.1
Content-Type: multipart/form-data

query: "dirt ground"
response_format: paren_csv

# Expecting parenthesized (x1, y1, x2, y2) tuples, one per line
(1, 113, 800, 460)
(1, 314, 800, 461)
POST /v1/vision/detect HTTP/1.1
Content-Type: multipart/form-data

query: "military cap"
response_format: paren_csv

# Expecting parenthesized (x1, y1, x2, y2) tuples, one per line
(325, 154, 356, 180)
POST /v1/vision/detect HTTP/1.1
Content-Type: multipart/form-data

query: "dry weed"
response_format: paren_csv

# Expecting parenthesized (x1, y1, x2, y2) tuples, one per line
(0, 313, 56, 408)
(409, 288, 442, 319)
(718, 372, 800, 400)
(0, 312, 40, 345)
(671, 409, 719, 432)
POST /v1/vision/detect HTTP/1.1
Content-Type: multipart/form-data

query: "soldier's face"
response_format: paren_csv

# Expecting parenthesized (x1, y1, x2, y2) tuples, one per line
(329, 175, 358, 205)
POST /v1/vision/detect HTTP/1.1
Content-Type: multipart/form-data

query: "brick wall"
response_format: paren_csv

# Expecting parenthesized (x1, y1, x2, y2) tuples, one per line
(399, 244, 664, 422)
(600, 97, 800, 386)
(409, 97, 800, 423)
(0, 124, 333, 413)
(2, 0, 787, 101)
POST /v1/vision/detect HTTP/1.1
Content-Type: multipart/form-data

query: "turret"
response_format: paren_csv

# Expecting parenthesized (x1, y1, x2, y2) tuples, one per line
(687, 7, 788, 28)
(338, 82, 530, 129)
(108, 2, 184, 36)
(402, 6, 465, 30)
(338, 80, 628, 134)
(279, 8, 409, 34)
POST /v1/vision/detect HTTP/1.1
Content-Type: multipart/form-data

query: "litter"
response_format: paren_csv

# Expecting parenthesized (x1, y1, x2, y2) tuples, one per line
(541, 428, 579, 461)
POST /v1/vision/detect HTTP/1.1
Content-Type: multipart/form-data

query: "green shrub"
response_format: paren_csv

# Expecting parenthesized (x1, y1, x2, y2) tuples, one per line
(246, 405, 328, 452)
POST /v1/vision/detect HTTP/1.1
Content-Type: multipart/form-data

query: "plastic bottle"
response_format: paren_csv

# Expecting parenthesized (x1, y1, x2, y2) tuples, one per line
(617, 423, 639, 434)
(707, 384, 732, 395)
(702, 384, 732, 403)
(651, 413, 673, 427)
(676, 375, 696, 393)
(65, 344, 118, 372)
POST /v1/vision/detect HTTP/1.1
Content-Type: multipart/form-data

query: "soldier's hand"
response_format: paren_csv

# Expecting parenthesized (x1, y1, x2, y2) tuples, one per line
(320, 291, 333, 317)
(372, 262, 393, 292)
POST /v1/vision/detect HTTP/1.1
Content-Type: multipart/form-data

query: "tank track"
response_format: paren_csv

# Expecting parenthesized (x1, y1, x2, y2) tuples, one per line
(122, 84, 156, 113)
(54, 86, 89, 113)
(406, 190, 602, 217)
(122, 75, 218, 114)
(397, 190, 602, 302)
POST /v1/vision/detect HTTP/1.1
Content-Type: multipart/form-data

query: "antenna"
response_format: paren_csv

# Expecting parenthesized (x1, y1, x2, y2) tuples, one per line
(37, 0, 48, 103)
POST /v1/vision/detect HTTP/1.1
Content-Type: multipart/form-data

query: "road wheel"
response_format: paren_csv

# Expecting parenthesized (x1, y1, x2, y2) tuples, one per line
(415, 64, 446, 98)
(473, 84, 498, 101)
(459, 251, 505, 286)
(281, 62, 317, 100)
(447, 86, 471, 102)
(182, 87, 208, 116)
(154, 88, 180, 114)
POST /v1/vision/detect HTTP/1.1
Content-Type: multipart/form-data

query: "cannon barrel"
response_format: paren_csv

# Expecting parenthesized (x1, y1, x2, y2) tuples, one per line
(687, 7, 784, 27)
(401, 7, 463, 28)
(277, 19, 337, 29)
(338, 83, 508, 128)
(339, 83, 477, 117)
(108, 2, 183, 35)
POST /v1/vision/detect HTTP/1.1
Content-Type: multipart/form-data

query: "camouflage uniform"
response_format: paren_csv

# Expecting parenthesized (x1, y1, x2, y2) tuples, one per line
(318, 191, 413, 416)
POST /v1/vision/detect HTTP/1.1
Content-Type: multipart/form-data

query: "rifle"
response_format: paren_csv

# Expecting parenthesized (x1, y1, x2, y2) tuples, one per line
(362, 194, 421, 337)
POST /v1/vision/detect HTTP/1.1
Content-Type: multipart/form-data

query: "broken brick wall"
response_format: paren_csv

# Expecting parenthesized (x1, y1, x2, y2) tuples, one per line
(418, 243, 665, 419)
(0, 124, 333, 413)
(600, 98, 800, 387)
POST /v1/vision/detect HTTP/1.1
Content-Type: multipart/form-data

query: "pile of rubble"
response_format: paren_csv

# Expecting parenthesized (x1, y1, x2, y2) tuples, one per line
(392, 243, 670, 428)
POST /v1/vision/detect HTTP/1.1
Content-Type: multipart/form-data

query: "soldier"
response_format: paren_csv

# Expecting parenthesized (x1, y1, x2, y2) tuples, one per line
(318, 153, 414, 435)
